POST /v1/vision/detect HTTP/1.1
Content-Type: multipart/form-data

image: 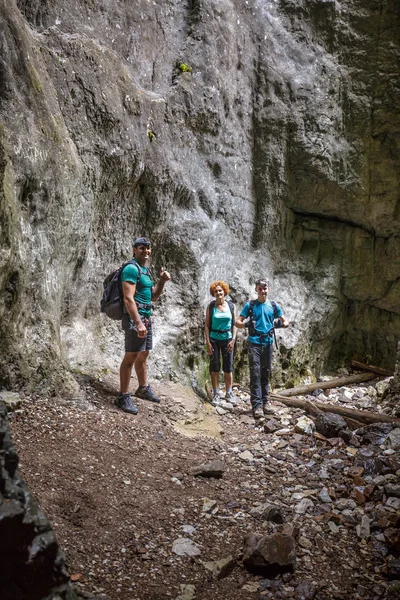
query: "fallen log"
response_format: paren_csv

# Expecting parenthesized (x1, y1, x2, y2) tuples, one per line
(276, 372, 377, 397)
(270, 393, 400, 426)
(351, 360, 393, 378)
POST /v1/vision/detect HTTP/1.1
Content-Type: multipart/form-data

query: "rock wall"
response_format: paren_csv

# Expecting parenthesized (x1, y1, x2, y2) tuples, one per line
(0, 0, 399, 393)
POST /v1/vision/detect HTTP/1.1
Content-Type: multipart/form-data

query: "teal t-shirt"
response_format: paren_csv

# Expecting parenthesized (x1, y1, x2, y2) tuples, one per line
(121, 260, 153, 317)
(240, 299, 282, 346)
(210, 303, 233, 341)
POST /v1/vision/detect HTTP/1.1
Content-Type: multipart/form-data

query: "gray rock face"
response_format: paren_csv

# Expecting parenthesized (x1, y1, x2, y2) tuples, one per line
(0, 0, 399, 392)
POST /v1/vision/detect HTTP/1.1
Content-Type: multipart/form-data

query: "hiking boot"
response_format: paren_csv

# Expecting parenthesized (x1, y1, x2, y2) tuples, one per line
(263, 404, 275, 415)
(134, 385, 160, 403)
(115, 393, 139, 415)
(252, 406, 264, 420)
(225, 390, 238, 405)
(211, 393, 221, 407)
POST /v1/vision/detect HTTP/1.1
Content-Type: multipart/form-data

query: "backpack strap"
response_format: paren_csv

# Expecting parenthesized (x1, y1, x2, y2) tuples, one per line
(227, 301, 235, 334)
(120, 260, 153, 313)
(248, 299, 278, 341)
(208, 300, 216, 331)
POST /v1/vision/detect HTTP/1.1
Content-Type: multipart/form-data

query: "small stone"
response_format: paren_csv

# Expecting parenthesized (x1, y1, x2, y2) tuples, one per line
(0, 391, 24, 411)
(388, 428, 400, 450)
(295, 498, 314, 514)
(384, 528, 400, 552)
(172, 538, 201, 557)
(296, 579, 318, 600)
(202, 498, 217, 513)
(385, 484, 400, 497)
(334, 498, 357, 511)
(318, 488, 332, 503)
(327, 521, 339, 534)
(238, 450, 254, 462)
(356, 515, 371, 540)
(298, 536, 312, 550)
(249, 503, 284, 523)
(181, 525, 196, 535)
(375, 378, 392, 398)
(386, 497, 400, 510)
(241, 581, 260, 592)
(294, 416, 316, 435)
(350, 489, 366, 505)
(175, 584, 196, 600)
(259, 578, 282, 590)
(387, 558, 400, 580)
(192, 459, 225, 478)
(202, 555, 236, 579)
(282, 523, 300, 539)
(264, 419, 280, 434)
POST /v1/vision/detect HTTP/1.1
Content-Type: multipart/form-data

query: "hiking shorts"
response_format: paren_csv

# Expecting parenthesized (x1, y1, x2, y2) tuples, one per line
(209, 339, 234, 374)
(123, 315, 153, 353)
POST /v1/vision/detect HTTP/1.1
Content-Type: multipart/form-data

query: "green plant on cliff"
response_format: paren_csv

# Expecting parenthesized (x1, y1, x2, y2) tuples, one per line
(178, 63, 192, 73)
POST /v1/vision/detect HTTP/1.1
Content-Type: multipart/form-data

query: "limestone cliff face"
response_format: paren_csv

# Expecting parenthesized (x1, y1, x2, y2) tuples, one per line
(0, 0, 399, 392)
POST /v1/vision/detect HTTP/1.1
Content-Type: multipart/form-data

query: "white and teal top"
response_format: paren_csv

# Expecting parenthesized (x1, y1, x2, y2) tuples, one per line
(210, 303, 233, 341)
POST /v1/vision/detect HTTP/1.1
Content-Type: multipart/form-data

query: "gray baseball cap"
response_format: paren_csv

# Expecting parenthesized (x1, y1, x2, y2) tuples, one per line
(133, 237, 151, 247)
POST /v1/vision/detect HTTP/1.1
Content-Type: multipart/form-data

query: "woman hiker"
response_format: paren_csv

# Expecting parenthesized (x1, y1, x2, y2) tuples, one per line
(204, 280, 238, 406)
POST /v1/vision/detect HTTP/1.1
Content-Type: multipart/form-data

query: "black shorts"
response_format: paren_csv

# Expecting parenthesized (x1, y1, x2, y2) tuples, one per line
(209, 338, 233, 373)
(122, 314, 153, 353)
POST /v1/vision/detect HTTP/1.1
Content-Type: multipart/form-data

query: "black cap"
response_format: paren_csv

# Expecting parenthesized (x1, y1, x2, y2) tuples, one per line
(133, 237, 151, 247)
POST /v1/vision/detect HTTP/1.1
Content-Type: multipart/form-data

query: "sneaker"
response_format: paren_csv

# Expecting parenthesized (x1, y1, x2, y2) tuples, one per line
(252, 406, 264, 419)
(225, 391, 238, 406)
(263, 404, 275, 415)
(211, 393, 221, 407)
(134, 385, 160, 403)
(115, 394, 139, 415)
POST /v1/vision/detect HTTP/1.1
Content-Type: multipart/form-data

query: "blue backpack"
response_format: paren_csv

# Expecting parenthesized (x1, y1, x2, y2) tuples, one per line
(100, 260, 149, 320)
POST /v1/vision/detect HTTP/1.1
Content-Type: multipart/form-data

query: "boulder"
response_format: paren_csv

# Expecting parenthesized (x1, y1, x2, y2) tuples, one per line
(355, 423, 393, 446)
(243, 532, 296, 574)
(315, 412, 348, 438)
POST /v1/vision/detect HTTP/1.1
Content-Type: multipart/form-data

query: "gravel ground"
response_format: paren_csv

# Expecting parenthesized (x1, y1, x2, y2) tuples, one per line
(8, 373, 400, 600)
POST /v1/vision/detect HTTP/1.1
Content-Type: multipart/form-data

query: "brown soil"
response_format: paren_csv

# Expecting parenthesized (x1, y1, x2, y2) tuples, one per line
(9, 374, 388, 600)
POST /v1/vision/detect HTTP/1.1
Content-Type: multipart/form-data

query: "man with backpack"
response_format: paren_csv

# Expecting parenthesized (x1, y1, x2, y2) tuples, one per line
(116, 237, 171, 415)
(236, 278, 289, 420)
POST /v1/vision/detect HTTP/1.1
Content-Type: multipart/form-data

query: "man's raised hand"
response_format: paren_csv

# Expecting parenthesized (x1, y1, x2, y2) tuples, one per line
(160, 267, 171, 282)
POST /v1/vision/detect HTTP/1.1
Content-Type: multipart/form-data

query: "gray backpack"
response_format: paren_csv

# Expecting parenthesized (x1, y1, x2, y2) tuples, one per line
(100, 260, 148, 320)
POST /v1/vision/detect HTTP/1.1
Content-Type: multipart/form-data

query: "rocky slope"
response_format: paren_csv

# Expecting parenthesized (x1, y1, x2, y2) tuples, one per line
(6, 375, 400, 600)
(0, 0, 399, 393)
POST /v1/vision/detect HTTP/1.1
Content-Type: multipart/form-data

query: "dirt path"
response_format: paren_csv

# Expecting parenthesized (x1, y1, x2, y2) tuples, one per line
(9, 374, 398, 600)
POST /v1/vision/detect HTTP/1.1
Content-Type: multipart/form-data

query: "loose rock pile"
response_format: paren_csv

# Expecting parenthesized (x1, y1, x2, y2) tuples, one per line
(5, 374, 400, 600)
